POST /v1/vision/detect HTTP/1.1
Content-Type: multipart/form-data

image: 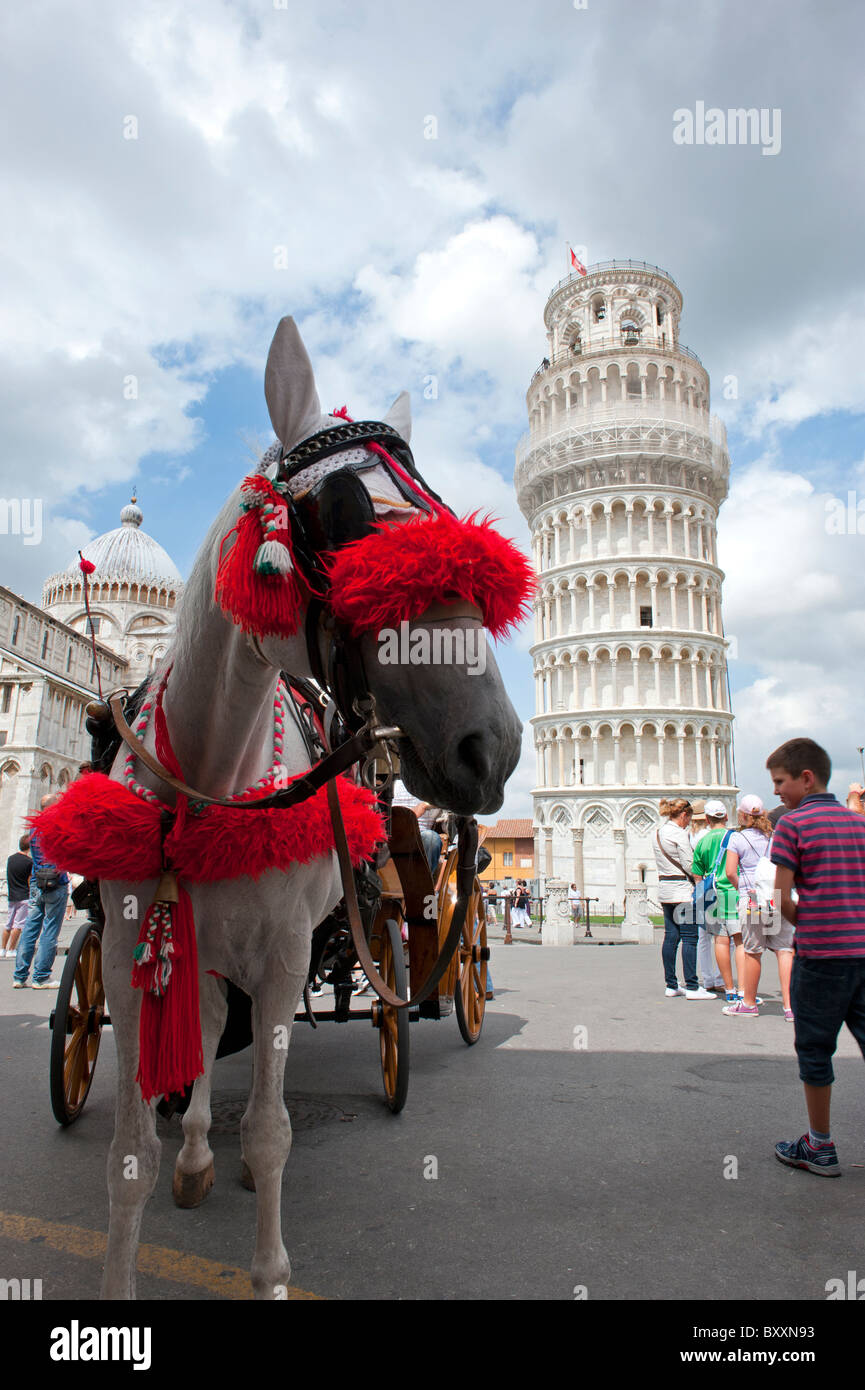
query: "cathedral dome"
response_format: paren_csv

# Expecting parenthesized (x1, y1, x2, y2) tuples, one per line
(67, 497, 181, 589)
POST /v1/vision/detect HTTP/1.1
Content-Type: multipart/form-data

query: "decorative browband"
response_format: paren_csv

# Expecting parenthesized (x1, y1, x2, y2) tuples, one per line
(215, 416, 535, 641)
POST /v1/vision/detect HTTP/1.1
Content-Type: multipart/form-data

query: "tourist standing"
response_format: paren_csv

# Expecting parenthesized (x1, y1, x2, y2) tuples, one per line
(722, 795, 774, 1017)
(2, 834, 32, 959)
(13, 796, 69, 989)
(653, 798, 716, 999)
(689, 800, 734, 995)
(766, 738, 865, 1176)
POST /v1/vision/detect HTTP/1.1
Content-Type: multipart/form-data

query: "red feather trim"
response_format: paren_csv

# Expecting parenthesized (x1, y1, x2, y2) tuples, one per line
(325, 511, 535, 639)
(29, 773, 386, 882)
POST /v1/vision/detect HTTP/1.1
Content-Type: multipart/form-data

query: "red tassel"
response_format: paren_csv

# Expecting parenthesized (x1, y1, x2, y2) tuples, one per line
(214, 485, 305, 637)
(132, 885, 203, 1102)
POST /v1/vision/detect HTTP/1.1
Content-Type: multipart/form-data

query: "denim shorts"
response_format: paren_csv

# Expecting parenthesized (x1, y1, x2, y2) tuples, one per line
(790, 954, 865, 1086)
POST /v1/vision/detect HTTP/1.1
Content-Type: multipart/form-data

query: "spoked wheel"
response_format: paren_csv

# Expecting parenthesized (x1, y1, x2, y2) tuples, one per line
(375, 917, 410, 1114)
(49, 920, 107, 1126)
(454, 879, 489, 1045)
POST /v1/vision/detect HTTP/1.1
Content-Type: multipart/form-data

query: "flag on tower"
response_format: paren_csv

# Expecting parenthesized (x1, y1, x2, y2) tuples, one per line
(570, 248, 587, 275)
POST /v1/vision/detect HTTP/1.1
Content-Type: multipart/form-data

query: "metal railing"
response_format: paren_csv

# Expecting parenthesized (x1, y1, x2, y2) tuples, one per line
(546, 260, 681, 300)
(529, 340, 703, 387)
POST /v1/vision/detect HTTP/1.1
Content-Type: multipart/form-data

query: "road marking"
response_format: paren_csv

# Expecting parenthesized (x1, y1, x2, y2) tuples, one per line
(0, 1211, 321, 1300)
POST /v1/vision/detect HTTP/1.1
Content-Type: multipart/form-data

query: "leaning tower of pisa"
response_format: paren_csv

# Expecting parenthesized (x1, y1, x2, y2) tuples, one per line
(514, 259, 736, 906)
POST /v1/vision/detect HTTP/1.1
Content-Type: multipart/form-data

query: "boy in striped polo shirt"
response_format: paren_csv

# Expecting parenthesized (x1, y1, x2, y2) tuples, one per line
(767, 737, 865, 1177)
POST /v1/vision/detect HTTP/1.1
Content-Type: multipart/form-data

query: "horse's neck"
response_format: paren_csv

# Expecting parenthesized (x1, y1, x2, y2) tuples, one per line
(161, 603, 309, 799)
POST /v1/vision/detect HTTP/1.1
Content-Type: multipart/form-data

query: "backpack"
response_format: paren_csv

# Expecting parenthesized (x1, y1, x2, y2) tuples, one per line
(692, 830, 732, 929)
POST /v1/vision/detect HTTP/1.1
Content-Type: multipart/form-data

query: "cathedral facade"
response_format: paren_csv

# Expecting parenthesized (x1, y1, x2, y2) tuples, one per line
(515, 260, 737, 905)
(0, 499, 181, 864)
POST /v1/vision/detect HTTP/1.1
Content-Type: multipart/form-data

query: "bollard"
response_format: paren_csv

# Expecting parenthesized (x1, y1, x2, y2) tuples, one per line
(504, 899, 513, 945)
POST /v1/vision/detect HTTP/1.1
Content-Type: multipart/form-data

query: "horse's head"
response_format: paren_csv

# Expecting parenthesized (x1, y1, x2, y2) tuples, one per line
(217, 317, 529, 816)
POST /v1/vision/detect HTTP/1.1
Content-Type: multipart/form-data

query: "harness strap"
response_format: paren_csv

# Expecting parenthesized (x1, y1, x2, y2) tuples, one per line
(109, 695, 380, 812)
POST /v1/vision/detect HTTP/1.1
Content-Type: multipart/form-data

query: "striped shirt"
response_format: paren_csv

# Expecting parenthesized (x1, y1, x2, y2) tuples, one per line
(770, 793, 865, 957)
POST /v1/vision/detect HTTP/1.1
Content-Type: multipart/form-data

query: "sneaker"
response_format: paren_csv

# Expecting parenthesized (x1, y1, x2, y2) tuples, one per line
(722, 1001, 759, 1016)
(664, 986, 684, 997)
(775, 1134, 840, 1177)
(13, 979, 27, 988)
(737, 993, 763, 1005)
(724, 991, 738, 1003)
(685, 986, 717, 999)
(352, 977, 370, 996)
(783, 1008, 794, 1022)
(309, 984, 323, 997)
(31, 979, 59, 989)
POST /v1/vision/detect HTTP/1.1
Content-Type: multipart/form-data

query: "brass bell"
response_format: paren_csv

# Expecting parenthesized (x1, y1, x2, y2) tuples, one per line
(85, 700, 111, 721)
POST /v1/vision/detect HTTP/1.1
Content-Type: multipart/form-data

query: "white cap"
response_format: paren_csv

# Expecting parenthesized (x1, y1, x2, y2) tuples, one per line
(739, 793, 764, 816)
(704, 799, 727, 818)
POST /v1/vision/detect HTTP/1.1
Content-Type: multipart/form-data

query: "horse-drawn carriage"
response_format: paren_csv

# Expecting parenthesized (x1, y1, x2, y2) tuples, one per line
(49, 683, 490, 1126)
(33, 315, 528, 1298)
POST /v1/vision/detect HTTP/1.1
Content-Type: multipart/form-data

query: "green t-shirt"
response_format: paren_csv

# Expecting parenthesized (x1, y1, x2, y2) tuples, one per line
(691, 828, 738, 919)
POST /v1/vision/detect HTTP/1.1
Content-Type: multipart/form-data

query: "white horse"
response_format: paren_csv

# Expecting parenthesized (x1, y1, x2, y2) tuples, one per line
(93, 318, 523, 1299)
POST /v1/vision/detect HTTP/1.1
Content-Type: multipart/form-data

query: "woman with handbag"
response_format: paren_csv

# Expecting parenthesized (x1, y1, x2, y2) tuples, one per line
(653, 798, 717, 999)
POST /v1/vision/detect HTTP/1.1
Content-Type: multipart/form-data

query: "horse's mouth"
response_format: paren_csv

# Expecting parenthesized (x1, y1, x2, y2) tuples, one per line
(395, 737, 506, 817)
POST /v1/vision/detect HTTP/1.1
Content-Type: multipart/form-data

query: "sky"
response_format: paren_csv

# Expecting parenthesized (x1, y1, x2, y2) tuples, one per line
(2, 0, 864, 815)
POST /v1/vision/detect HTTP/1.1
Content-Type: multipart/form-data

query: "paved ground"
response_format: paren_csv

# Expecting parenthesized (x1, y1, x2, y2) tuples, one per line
(2, 933, 864, 1306)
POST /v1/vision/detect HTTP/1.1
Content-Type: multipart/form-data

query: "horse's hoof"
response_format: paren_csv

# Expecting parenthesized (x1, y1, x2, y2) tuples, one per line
(240, 1160, 256, 1192)
(172, 1161, 215, 1208)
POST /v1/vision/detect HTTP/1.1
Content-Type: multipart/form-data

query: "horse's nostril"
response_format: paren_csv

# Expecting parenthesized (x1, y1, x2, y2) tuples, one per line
(457, 732, 490, 784)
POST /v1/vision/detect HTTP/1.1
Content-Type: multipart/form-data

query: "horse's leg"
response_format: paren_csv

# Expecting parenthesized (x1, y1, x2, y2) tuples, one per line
(173, 970, 228, 1208)
(100, 884, 161, 1301)
(241, 969, 304, 1299)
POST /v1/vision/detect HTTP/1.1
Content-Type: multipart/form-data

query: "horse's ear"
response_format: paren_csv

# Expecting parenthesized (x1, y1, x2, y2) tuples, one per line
(264, 317, 322, 448)
(383, 390, 411, 444)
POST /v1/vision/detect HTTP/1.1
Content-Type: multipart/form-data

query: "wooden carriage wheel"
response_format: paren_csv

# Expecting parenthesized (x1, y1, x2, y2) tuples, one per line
(375, 917, 410, 1113)
(454, 878, 489, 1045)
(49, 920, 107, 1126)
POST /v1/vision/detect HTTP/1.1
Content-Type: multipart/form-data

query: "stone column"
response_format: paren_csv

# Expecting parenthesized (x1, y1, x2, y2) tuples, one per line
(653, 654, 662, 704)
(542, 879, 575, 947)
(545, 828, 554, 877)
(669, 580, 679, 629)
(558, 737, 565, 787)
(605, 509, 613, 554)
(678, 732, 686, 784)
(687, 582, 696, 630)
(573, 827, 585, 893)
(588, 582, 596, 630)
(589, 657, 599, 707)
(620, 885, 654, 943)
(629, 579, 638, 627)
(647, 508, 656, 552)
(613, 827, 626, 910)
(570, 585, 577, 632)
(613, 733, 622, 783)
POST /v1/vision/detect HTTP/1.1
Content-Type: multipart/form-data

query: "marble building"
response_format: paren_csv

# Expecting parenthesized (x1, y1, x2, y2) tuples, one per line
(514, 260, 737, 906)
